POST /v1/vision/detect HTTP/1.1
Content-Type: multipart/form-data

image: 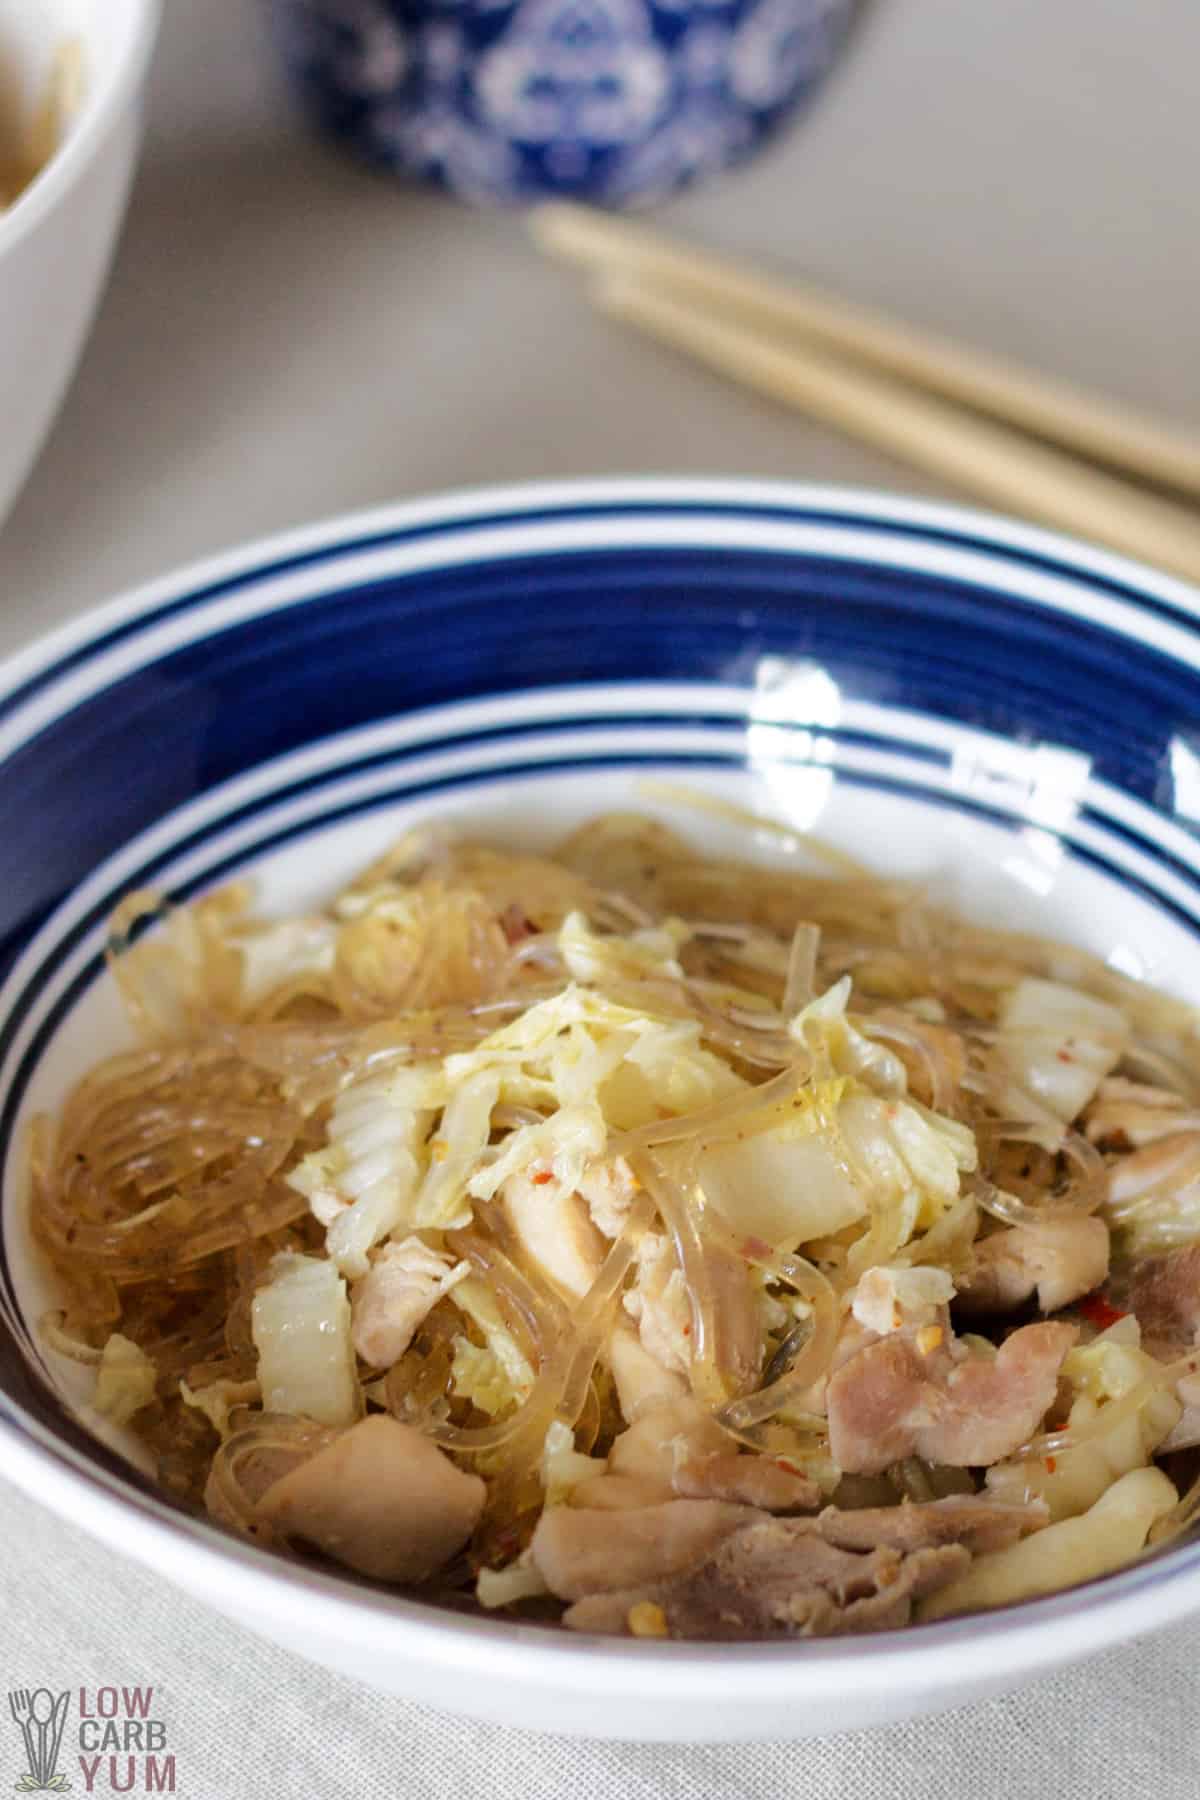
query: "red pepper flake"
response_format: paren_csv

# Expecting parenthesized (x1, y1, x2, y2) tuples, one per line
(740, 1235, 771, 1262)
(775, 1457, 802, 1476)
(1078, 1292, 1126, 1331)
(681, 1323, 691, 1336)
(1044, 1456, 1058, 1473)
(1056, 1049, 1074, 1064)
(531, 1169, 554, 1186)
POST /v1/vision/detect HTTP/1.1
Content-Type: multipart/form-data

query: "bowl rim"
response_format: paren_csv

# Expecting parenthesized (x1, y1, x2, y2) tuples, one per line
(3, 473, 1200, 1713)
(1, 473, 1198, 707)
(0, 0, 162, 255)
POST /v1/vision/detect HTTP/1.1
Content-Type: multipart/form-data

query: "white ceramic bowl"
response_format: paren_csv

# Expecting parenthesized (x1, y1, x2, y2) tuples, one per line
(0, 0, 160, 529)
(3, 479, 1200, 1740)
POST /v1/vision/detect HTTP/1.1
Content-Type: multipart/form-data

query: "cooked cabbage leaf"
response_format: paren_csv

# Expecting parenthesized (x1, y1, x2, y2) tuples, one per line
(251, 1252, 360, 1426)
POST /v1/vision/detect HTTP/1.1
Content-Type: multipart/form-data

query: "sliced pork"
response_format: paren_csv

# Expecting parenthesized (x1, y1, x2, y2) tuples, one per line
(531, 1499, 755, 1600)
(813, 1495, 1048, 1556)
(606, 1319, 688, 1422)
(1106, 1133, 1200, 1213)
(563, 1519, 969, 1638)
(1127, 1245, 1200, 1352)
(826, 1320, 1076, 1473)
(672, 1452, 819, 1512)
(1084, 1077, 1200, 1148)
(350, 1236, 468, 1367)
(501, 1171, 606, 1299)
(956, 1216, 1109, 1316)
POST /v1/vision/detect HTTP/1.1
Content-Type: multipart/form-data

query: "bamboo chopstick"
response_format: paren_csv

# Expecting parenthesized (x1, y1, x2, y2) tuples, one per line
(593, 270, 1200, 586)
(532, 203, 1200, 504)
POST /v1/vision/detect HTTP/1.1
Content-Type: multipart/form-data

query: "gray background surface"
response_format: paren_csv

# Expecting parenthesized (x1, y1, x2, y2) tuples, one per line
(2, 0, 1198, 1791)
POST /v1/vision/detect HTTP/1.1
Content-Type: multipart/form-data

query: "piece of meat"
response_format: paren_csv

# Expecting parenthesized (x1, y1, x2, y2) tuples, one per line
(1084, 1077, 1200, 1148)
(813, 1495, 1048, 1556)
(623, 1233, 692, 1373)
(566, 1474, 675, 1511)
(607, 1397, 729, 1486)
(562, 1494, 1046, 1634)
(577, 1155, 639, 1239)
(793, 1311, 883, 1416)
(256, 1415, 485, 1583)
(606, 1319, 688, 1423)
(826, 1321, 1076, 1473)
(350, 1235, 469, 1367)
(562, 1517, 969, 1639)
(1106, 1133, 1200, 1211)
(1160, 1366, 1200, 1451)
(622, 1233, 763, 1392)
(1128, 1245, 1200, 1350)
(956, 1216, 1110, 1316)
(673, 1452, 819, 1512)
(606, 1394, 818, 1511)
(530, 1499, 756, 1600)
(501, 1170, 607, 1300)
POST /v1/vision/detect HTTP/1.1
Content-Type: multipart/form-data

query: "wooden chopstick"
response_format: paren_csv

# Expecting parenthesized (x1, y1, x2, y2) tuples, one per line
(592, 270, 1200, 586)
(532, 204, 1200, 503)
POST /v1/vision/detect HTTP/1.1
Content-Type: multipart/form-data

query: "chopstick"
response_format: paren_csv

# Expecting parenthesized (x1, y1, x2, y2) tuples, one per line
(595, 272, 1200, 585)
(532, 204, 1200, 502)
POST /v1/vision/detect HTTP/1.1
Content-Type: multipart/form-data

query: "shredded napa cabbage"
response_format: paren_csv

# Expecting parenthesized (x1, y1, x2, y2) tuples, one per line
(540, 1419, 606, 1504)
(475, 1549, 550, 1609)
(993, 977, 1128, 1130)
(414, 1069, 501, 1227)
(92, 1333, 157, 1426)
(445, 982, 745, 1128)
(449, 1278, 535, 1416)
(251, 1252, 360, 1426)
(234, 915, 338, 1006)
(850, 1263, 956, 1336)
(450, 1338, 519, 1417)
(1106, 1160, 1200, 1258)
(698, 985, 976, 1251)
(558, 909, 691, 984)
(469, 1103, 606, 1203)
(291, 977, 747, 1255)
(790, 975, 908, 1093)
(288, 1073, 440, 1275)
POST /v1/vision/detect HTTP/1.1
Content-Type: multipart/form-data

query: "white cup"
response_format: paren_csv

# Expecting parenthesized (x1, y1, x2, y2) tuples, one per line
(0, 0, 160, 532)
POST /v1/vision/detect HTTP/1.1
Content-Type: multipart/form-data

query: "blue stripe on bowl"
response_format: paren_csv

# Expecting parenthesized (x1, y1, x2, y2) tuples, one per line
(3, 487, 1199, 736)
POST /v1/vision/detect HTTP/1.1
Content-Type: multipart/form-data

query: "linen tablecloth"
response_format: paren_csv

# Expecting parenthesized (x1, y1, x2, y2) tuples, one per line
(2, 1, 1198, 1791)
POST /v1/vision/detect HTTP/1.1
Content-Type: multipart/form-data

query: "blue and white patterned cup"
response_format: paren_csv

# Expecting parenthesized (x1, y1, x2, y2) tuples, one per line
(268, 0, 857, 207)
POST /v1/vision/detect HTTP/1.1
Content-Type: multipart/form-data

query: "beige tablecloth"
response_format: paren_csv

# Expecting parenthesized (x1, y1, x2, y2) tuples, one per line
(2, 0, 1198, 1790)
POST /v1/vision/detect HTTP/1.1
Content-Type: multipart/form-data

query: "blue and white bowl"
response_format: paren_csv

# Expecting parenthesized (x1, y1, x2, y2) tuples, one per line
(267, 0, 858, 205)
(3, 479, 1200, 1740)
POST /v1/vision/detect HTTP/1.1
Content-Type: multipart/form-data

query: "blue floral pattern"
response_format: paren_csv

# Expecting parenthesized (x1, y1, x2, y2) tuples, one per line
(268, 0, 856, 204)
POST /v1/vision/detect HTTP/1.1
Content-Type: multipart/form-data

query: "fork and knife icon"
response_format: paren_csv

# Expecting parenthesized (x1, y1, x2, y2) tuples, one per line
(7, 1688, 71, 1793)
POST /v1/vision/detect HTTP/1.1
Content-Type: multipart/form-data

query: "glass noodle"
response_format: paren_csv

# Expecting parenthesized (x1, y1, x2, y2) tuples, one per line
(28, 803, 1200, 1630)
